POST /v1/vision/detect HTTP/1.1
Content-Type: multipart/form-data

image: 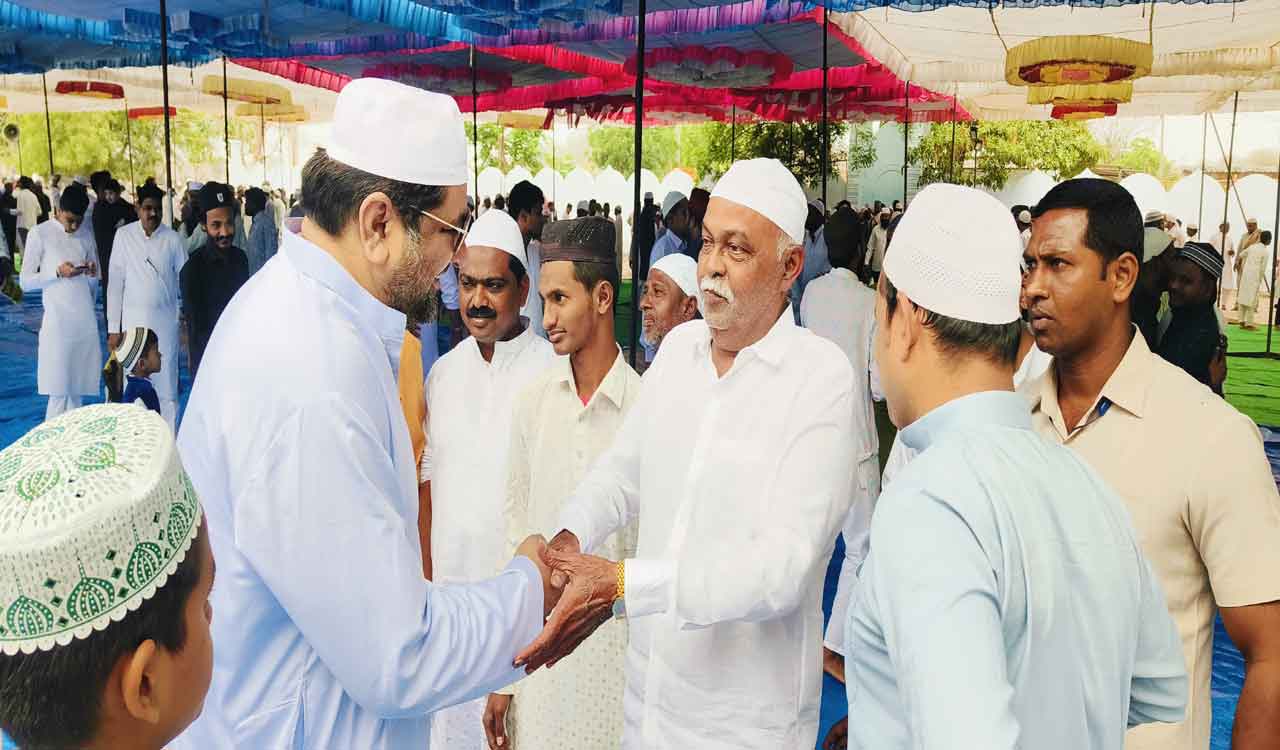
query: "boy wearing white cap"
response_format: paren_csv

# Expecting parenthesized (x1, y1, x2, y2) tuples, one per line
(172, 79, 558, 750)
(830, 183, 1185, 750)
(514, 158, 857, 750)
(0, 404, 215, 750)
(422, 207, 557, 749)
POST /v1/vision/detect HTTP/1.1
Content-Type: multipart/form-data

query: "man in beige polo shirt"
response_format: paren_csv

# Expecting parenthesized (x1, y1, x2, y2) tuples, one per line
(1020, 177, 1280, 750)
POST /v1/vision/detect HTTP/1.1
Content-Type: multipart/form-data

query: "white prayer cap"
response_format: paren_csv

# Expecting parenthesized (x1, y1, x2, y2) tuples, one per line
(1143, 209, 1165, 224)
(1247, 216, 1258, 224)
(883, 183, 1022, 325)
(879, 207, 892, 216)
(187, 180, 204, 191)
(650, 253, 698, 297)
(1017, 209, 1032, 224)
(0, 404, 203, 655)
(644, 191, 654, 201)
(1187, 223, 1199, 231)
(113, 325, 150, 373)
(710, 158, 806, 244)
(327, 78, 467, 187)
(661, 190, 686, 217)
(465, 207, 528, 269)
(73, 175, 88, 186)
(576, 200, 589, 212)
(808, 198, 825, 214)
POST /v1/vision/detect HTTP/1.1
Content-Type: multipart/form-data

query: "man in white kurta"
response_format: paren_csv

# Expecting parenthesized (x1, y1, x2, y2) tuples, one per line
(517, 159, 856, 750)
(1235, 229, 1270, 328)
(798, 206, 879, 660)
(19, 183, 102, 420)
(106, 183, 186, 428)
(1210, 222, 1236, 309)
(171, 79, 551, 750)
(491, 217, 641, 750)
(422, 208, 557, 749)
(866, 208, 891, 281)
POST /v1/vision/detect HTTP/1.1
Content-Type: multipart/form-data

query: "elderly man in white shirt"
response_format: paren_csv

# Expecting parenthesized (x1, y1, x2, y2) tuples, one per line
(106, 182, 187, 429)
(422, 207, 557, 750)
(486, 217, 642, 750)
(171, 79, 556, 750)
(513, 158, 856, 750)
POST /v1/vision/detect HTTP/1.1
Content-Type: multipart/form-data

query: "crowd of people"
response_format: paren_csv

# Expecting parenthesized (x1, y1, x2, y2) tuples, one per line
(1, 75, 1278, 750)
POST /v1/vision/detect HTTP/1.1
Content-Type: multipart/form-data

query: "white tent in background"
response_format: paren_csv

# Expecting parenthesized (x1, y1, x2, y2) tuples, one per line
(533, 168, 563, 207)
(1233, 174, 1279, 233)
(659, 169, 695, 201)
(595, 167, 630, 214)
(562, 167, 596, 212)
(471, 167, 504, 202)
(630, 170, 662, 206)
(998, 169, 1055, 208)
(1119, 174, 1168, 219)
(503, 166, 534, 194)
(1166, 172, 1228, 234)
(1072, 168, 1102, 180)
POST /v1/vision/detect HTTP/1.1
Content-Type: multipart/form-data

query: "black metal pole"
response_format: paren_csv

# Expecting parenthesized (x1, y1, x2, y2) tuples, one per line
(1219, 92, 1238, 306)
(471, 46, 479, 208)
(902, 80, 909, 204)
(948, 93, 957, 183)
(160, 0, 175, 217)
(223, 56, 231, 184)
(628, 0, 646, 369)
(41, 73, 54, 178)
(1267, 139, 1280, 354)
(124, 100, 135, 189)
(1197, 112, 1207, 231)
(260, 102, 267, 184)
(730, 103, 736, 162)
(821, 5, 829, 209)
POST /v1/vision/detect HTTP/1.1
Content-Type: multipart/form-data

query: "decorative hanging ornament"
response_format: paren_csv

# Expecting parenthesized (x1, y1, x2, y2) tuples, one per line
(234, 102, 309, 123)
(200, 76, 291, 105)
(1006, 36, 1152, 86)
(1051, 102, 1118, 120)
(1027, 81, 1132, 107)
(55, 81, 125, 99)
(127, 106, 179, 120)
(625, 47, 793, 89)
(362, 63, 512, 96)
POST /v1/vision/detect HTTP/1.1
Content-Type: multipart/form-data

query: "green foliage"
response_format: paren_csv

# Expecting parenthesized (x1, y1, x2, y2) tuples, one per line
(464, 123, 546, 173)
(587, 126, 679, 176)
(911, 120, 1105, 191)
(1109, 137, 1179, 184)
(0, 110, 251, 186)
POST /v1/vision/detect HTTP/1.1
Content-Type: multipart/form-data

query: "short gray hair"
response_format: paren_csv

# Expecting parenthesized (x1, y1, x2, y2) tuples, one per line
(776, 229, 800, 260)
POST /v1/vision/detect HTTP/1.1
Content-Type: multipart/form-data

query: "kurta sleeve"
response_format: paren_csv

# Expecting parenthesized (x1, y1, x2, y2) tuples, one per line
(106, 230, 126, 332)
(232, 397, 544, 718)
(17, 227, 53, 291)
(1128, 552, 1188, 727)
(868, 488, 1019, 750)
(664, 371, 854, 627)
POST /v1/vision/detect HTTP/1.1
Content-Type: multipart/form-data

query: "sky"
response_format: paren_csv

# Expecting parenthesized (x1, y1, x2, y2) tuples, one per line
(1089, 112, 1280, 170)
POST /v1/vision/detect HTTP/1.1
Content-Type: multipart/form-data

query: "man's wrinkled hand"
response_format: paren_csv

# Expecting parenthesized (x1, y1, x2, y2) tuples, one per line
(513, 547, 616, 674)
(515, 534, 560, 618)
(546, 529, 581, 590)
(483, 693, 512, 749)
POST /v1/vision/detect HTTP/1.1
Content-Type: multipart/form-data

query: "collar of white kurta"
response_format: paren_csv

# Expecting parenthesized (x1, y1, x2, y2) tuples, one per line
(126, 221, 175, 244)
(693, 304, 797, 369)
(1033, 325, 1150, 424)
(281, 226, 407, 355)
(465, 319, 540, 368)
(555, 346, 631, 410)
(899, 390, 1032, 454)
(0, 404, 202, 655)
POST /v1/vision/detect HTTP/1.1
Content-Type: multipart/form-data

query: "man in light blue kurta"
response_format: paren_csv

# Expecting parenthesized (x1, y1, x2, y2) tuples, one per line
(838, 184, 1186, 750)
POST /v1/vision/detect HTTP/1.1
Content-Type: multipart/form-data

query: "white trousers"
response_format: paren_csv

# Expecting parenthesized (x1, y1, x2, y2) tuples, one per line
(160, 399, 178, 432)
(430, 696, 486, 750)
(45, 395, 82, 421)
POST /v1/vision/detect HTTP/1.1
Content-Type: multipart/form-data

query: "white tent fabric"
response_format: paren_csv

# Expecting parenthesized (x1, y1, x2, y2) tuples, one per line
(563, 167, 596, 211)
(630, 169, 662, 203)
(503, 166, 534, 194)
(829, 1, 1280, 120)
(659, 169, 695, 201)
(534, 167, 564, 207)
(1120, 173, 1169, 218)
(473, 167, 505, 201)
(1234, 174, 1279, 233)
(595, 167, 631, 212)
(1166, 171, 1229, 231)
(998, 169, 1056, 208)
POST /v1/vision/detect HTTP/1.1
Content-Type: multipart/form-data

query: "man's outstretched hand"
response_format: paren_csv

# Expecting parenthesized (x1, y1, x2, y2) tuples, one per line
(513, 546, 617, 674)
(546, 529, 581, 589)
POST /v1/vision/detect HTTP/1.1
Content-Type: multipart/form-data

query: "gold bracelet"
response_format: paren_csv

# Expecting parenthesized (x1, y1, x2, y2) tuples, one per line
(615, 560, 626, 602)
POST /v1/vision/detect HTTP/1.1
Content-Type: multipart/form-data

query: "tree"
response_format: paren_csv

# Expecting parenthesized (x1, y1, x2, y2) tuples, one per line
(588, 126, 679, 176)
(1110, 137, 1180, 184)
(911, 120, 1105, 191)
(464, 122, 546, 174)
(683, 121, 870, 190)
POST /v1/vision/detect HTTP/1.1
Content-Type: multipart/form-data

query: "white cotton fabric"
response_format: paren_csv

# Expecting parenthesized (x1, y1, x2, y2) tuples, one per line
(649, 253, 699, 297)
(710, 158, 807, 244)
(19, 218, 102, 396)
(465, 208, 529, 269)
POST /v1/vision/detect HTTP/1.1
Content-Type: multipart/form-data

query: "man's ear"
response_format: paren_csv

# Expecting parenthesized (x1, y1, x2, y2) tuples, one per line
(681, 294, 699, 321)
(355, 191, 396, 266)
(595, 279, 615, 315)
(1109, 251, 1141, 305)
(118, 639, 163, 726)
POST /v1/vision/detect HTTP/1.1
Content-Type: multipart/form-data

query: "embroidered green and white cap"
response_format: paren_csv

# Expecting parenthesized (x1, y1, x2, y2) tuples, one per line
(0, 404, 202, 655)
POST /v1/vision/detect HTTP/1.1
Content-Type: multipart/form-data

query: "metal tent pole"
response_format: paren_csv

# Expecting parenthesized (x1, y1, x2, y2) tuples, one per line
(1219, 92, 1239, 306)
(223, 56, 231, 184)
(471, 46, 479, 207)
(948, 92, 957, 183)
(260, 102, 267, 184)
(159, 0, 175, 218)
(41, 73, 53, 178)
(902, 81, 909, 204)
(628, 0, 647, 369)
(821, 5, 829, 209)
(730, 103, 736, 162)
(124, 100, 135, 189)
(1266, 140, 1280, 354)
(1197, 112, 1207, 232)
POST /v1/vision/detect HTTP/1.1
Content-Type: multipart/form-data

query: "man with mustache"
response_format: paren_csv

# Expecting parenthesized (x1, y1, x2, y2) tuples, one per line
(1023, 178, 1280, 750)
(422, 206, 557, 750)
(180, 181, 250, 377)
(485, 216, 641, 750)
(637, 252, 699, 371)
(171, 79, 559, 750)
(515, 158, 858, 749)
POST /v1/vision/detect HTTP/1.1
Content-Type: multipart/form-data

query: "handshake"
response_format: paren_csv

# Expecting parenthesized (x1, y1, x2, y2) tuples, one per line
(512, 530, 619, 675)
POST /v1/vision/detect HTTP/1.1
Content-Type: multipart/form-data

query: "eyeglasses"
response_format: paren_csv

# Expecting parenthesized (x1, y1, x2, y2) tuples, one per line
(420, 209, 473, 253)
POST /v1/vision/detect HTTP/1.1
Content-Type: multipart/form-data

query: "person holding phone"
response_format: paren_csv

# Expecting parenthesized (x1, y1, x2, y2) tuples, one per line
(18, 182, 102, 419)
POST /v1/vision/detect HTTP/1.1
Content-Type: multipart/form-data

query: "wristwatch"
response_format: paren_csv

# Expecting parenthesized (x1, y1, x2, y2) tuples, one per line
(612, 560, 627, 620)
